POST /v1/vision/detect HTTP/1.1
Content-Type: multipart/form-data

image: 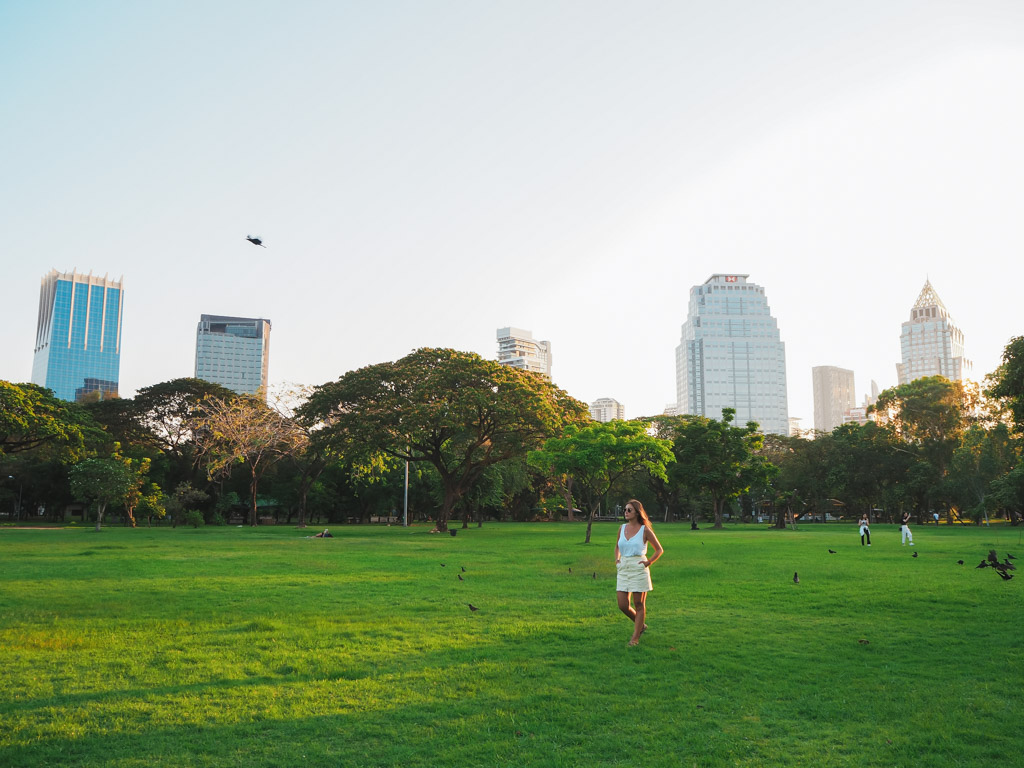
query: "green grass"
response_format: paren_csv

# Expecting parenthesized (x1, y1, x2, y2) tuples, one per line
(1, 522, 1022, 767)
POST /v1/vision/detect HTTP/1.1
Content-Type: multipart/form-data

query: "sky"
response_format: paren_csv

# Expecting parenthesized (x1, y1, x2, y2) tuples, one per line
(2, 0, 1022, 425)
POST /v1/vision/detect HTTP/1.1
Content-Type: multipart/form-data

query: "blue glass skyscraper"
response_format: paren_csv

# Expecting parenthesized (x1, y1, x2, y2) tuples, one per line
(32, 269, 123, 402)
(675, 274, 789, 435)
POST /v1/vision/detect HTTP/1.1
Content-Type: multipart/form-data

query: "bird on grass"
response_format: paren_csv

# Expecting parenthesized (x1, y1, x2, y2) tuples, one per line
(461, 566, 466, 572)
(245, 235, 266, 248)
(912, 551, 919, 558)
(977, 550, 1016, 580)
(1007, 553, 1017, 560)
(828, 549, 837, 554)
(592, 572, 596, 579)
(793, 572, 800, 584)
(568, 567, 572, 574)
(957, 560, 964, 565)
(467, 603, 479, 612)
(440, 563, 446, 567)
(457, 574, 464, 581)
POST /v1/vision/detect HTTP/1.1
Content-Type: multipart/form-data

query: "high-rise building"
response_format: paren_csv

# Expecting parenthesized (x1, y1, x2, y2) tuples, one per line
(896, 280, 971, 385)
(812, 366, 856, 433)
(32, 269, 123, 402)
(675, 274, 789, 435)
(496, 327, 552, 379)
(195, 315, 271, 396)
(589, 398, 625, 422)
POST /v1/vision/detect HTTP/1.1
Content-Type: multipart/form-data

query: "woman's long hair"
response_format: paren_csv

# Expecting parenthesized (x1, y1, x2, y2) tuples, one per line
(628, 499, 653, 530)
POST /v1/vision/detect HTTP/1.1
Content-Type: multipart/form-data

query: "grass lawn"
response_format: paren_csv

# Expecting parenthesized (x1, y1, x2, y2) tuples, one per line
(1, 521, 1022, 767)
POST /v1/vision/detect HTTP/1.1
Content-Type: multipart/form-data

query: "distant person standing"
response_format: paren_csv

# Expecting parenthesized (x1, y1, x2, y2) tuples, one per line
(901, 511, 915, 546)
(858, 514, 871, 546)
(933, 512, 940, 526)
(615, 500, 664, 647)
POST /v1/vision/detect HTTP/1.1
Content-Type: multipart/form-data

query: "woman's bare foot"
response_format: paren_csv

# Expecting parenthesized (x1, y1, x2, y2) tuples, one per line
(627, 639, 639, 646)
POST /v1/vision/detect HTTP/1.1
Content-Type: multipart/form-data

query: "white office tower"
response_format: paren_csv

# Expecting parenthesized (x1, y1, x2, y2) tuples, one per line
(896, 280, 971, 385)
(496, 327, 552, 379)
(675, 274, 789, 435)
(195, 315, 271, 396)
(589, 398, 625, 422)
(812, 366, 856, 433)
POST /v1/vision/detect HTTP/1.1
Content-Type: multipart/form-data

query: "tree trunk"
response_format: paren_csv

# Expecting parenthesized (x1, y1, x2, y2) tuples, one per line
(249, 470, 259, 527)
(584, 503, 599, 544)
(563, 479, 574, 522)
(94, 502, 106, 532)
(713, 497, 724, 529)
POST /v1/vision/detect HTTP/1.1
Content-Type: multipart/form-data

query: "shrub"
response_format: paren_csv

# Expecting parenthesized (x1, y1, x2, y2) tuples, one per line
(184, 509, 205, 528)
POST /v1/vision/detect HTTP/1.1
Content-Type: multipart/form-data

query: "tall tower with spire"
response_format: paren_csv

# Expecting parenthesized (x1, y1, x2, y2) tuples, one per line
(896, 280, 970, 385)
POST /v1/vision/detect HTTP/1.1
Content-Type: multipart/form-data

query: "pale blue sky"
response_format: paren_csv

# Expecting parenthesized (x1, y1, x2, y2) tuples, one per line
(2, 1, 1022, 423)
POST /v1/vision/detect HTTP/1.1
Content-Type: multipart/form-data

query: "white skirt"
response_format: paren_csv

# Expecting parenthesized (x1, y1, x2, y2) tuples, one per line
(616, 555, 653, 593)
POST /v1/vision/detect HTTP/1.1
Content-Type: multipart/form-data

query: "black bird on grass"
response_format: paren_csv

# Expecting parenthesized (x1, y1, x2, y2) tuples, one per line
(458, 574, 463, 581)
(245, 235, 266, 248)
(977, 550, 1016, 580)
(467, 603, 479, 612)
(957, 560, 964, 565)
(1007, 553, 1017, 560)
(440, 563, 446, 567)
(793, 572, 800, 584)
(461, 566, 466, 572)
(568, 567, 572, 574)
(912, 551, 919, 558)
(828, 549, 837, 554)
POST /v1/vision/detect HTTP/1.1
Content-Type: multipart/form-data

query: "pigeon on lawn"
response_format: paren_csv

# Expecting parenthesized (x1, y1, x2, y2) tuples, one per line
(246, 235, 266, 247)
(828, 549, 837, 554)
(468, 603, 479, 611)
(793, 572, 800, 584)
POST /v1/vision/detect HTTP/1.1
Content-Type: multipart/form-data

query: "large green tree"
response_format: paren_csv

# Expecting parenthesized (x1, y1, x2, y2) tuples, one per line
(0, 381, 98, 459)
(988, 335, 1024, 434)
(671, 408, 767, 529)
(300, 348, 588, 531)
(529, 419, 674, 543)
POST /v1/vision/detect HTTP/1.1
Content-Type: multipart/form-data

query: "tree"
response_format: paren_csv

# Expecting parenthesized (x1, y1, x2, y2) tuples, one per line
(529, 420, 675, 543)
(0, 381, 98, 459)
(300, 348, 588, 531)
(671, 408, 766, 529)
(195, 394, 308, 526)
(69, 458, 134, 532)
(987, 336, 1024, 435)
(871, 376, 972, 519)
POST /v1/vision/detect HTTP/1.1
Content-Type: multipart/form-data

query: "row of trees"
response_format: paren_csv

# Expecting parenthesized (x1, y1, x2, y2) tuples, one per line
(3, 339, 1024, 531)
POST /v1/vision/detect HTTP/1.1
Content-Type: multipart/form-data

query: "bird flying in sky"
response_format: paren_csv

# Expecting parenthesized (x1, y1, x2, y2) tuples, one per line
(246, 235, 266, 247)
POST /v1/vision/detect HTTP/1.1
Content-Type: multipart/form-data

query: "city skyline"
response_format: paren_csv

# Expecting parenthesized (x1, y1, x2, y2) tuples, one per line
(3, 3, 1023, 421)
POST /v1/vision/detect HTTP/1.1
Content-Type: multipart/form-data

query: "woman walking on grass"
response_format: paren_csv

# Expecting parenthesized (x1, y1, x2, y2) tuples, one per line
(615, 500, 664, 646)
(858, 514, 871, 546)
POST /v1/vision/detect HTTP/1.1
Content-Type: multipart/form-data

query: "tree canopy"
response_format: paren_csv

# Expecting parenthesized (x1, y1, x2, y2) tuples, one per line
(300, 348, 589, 530)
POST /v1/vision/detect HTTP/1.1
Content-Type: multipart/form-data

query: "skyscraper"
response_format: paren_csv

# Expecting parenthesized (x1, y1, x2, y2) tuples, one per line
(675, 274, 789, 435)
(896, 280, 971, 385)
(496, 327, 552, 379)
(812, 366, 855, 433)
(195, 315, 271, 396)
(589, 398, 625, 422)
(32, 269, 123, 402)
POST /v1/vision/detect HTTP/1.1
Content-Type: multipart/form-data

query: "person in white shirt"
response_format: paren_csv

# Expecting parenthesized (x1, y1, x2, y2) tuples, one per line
(614, 500, 664, 647)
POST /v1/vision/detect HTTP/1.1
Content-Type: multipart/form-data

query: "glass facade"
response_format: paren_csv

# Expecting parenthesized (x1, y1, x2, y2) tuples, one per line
(896, 281, 970, 385)
(812, 366, 856, 433)
(32, 270, 123, 402)
(496, 327, 552, 379)
(675, 274, 789, 435)
(195, 315, 271, 396)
